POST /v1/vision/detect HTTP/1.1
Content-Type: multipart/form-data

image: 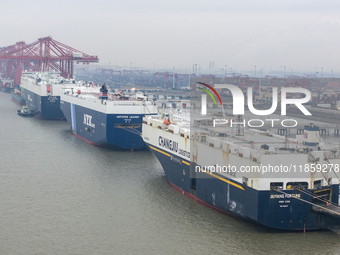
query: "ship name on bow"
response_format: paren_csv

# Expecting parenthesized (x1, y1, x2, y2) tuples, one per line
(83, 114, 95, 128)
(159, 136, 178, 152)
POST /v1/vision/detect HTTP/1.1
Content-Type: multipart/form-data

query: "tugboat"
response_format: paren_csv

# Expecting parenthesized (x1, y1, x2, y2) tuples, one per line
(17, 106, 34, 117)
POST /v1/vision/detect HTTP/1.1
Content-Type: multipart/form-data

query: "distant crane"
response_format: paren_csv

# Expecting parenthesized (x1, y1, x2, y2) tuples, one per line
(0, 36, 99, 84)
(153, 72, 178, 88)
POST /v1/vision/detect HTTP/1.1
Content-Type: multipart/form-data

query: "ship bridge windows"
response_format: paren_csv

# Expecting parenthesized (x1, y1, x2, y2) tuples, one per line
(270, 182, 283, 190)
(286, 182, 308, 190)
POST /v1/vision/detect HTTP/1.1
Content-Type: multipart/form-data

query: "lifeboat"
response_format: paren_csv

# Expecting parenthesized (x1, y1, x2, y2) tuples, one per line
(163, 118, 171, 125)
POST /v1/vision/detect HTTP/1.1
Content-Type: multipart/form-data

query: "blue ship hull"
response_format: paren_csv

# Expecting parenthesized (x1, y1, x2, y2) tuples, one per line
(60, 100, 151, 150)
(146, 143, 340, 230)
(11, 92, 25, 105)
(21, 89, 64, 119)
(1, 87, 12, 93)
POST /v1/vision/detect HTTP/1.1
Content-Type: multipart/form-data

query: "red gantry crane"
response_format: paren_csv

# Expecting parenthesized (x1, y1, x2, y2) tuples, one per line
(153, 72, 178, 88)
(0, 36, 99, 85)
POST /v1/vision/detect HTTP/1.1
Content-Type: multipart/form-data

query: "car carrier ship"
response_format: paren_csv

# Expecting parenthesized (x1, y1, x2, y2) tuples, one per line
(60, 84, 157, 150)
(20, 72, 76, 119)
(142, 111, 340, 231)
(11, 85, 25, 105)
(0, 77, 15, 93)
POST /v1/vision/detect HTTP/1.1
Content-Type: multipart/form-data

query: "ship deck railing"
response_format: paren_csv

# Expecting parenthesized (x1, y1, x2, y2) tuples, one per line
(63, 92, 154, 106)
(143, 115, 191, 139)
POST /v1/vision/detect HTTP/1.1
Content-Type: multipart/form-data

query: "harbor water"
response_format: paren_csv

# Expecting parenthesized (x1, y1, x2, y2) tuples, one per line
(1, 92, 340, 255)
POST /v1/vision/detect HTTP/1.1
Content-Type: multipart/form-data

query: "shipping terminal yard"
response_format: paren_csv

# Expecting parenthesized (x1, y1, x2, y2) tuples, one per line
(1, 37, 340, 102)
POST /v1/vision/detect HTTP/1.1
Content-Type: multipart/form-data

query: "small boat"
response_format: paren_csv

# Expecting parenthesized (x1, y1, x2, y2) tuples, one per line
(17, 106, 34, 117)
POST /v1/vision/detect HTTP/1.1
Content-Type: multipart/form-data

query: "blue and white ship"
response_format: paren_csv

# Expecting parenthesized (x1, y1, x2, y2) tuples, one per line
(20, 72, 76, 119)
(0, 78, 15, 93)
(142, 112, 340, 231)
(12, 85, 25, 105)
(60, 85, 157, 150)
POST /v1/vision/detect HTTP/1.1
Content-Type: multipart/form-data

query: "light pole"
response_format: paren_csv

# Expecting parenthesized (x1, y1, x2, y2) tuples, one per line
(284, 66, 286, 77)
(172, 66, 175, 89)
(259, 69, 262, 102)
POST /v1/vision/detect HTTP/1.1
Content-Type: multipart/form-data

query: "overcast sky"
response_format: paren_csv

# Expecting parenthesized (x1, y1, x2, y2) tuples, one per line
(1, 0, 340, 76)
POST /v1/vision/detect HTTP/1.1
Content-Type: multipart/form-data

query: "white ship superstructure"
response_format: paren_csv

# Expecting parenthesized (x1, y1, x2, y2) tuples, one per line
(20, 72, 76, 119)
